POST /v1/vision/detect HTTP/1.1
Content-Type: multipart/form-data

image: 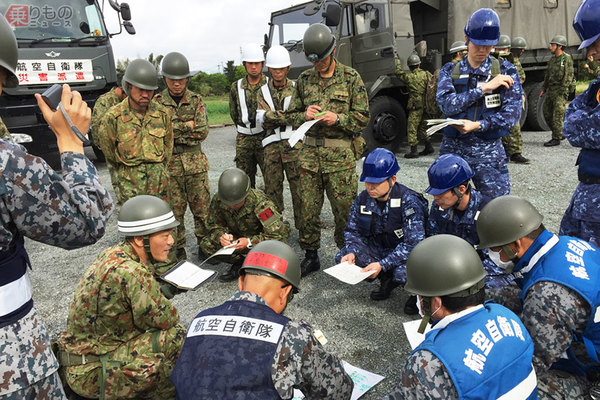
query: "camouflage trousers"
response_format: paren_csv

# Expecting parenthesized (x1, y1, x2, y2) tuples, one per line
(112, 162, 172, 208)
(543, 92, 568, 140)
(502, 123, 523, 155)
(263, 142, 302, 229)
(171, 171, 210, 252)
(106, 163, 121, 204)
(299, 166, 357, 250)
(63, 324, 186, 400)
(406, 108, 430, 147)
(0, 372, 66, 400)
(235, 133, 265, 188)
(537, 369, 589, 400)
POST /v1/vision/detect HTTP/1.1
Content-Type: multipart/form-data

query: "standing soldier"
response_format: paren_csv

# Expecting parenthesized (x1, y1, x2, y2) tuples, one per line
(230, 43, 267, 188)
(449, 40, 468, 63)
(541, 34, 574, 147)
(97, 59, 173, 207)
(258, 45, 302, 229)
(395, 54, 434, 159)
(436, 8, 522, 199)
(155, 52, 210, 260)
(284, 23, 370, 275)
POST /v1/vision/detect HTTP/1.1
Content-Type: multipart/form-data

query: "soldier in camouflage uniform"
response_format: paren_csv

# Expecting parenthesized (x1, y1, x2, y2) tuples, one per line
(541, 34, 574, 147)
(56, 196, 186, 400)
(171, 240, 353, 399)
(0, 14, 113, 398)
(585, 54, 600, 76)
(230, 43, 267, 188)
(0, 117, 9, 138)
(283, 23, 370, 276)
(395, 54, 434, 159)
(258, 45, 302, 229)
(155, 52, 210, 259)
(97, 59, 173, 208)
(199, 168, 289, 282)
(384, 235, 536, 399)
(477, 195, 600, 399)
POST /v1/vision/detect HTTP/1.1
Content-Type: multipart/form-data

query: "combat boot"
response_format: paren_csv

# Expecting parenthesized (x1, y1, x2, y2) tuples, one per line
(370, 270, 399, 300)
(403, 295, 418, 315)
(418, 141, 434, 156)
(510, 153, 530, 164)
(543, 138, 561, 147)
(404, 146, 419, 159)
(219, 258, 244, 282)
(300, 250, 320, 277)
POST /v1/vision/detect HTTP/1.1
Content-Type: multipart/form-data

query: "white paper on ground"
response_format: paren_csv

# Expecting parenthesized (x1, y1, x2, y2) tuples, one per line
(323, 261, 377, 285)
(403, 319, 433, 350)
(288, 119, 320, 147)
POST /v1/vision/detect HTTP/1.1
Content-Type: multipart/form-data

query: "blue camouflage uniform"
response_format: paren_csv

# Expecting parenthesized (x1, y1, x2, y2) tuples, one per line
(335, 182, 427, 284)
(436, 56, 523, 199)
(426, 189, 513, 288)
(559, 76, 600, 246)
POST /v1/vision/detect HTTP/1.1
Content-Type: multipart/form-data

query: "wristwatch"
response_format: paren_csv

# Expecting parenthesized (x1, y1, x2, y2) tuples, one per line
(246, 239, 252, 249)
(334, 116, 340, 126)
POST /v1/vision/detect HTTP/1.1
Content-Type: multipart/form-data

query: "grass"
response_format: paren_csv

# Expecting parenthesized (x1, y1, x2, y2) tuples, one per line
(205, 95, 232, 126)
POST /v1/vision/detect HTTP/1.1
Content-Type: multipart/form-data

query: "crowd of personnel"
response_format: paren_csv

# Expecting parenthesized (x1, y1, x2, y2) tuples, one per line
(2, 0, 600, 399)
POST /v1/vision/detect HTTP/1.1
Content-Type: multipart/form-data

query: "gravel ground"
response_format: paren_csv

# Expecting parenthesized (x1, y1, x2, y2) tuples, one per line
(27, 126, 578, 398)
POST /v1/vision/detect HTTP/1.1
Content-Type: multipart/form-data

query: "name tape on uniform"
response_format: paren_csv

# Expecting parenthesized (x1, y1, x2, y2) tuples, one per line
(188, 315, 284, 344)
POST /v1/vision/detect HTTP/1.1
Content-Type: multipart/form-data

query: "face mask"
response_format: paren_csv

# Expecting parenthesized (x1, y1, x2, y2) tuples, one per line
(417, 295, 424, 318)
(488, 249, 514, 271)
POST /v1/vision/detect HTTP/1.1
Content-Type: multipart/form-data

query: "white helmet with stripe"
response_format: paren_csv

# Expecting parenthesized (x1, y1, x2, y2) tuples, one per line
(118, 195, 179, 237)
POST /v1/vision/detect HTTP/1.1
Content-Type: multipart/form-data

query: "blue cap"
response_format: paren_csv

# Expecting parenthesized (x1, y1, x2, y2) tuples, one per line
(360, 148, 400, 183)
(574, 0, 600, 50)
(426, 154, 475, 195)
(464, 8, 501, 46)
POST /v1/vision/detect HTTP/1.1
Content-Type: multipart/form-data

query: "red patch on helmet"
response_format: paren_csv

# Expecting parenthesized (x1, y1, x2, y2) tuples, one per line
(259, 207, 274, 222)
(245, 252, 288, 274)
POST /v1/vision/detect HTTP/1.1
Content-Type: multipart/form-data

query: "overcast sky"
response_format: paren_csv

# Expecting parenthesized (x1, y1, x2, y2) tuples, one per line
(105, 0, 302, 73)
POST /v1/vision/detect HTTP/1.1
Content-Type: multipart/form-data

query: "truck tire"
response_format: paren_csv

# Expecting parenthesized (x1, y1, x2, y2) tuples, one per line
(525, 82, 550, 131)
(519, 90, 528, 127)
(362, 96, 406, 153)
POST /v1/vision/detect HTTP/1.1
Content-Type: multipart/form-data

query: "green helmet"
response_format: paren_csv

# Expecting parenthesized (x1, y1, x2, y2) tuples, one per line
(218, 167, 250, 205)
(405, 235, 487, 298)
(449, 40, 467, 53)
(496, 34, 511, 49)
(407, 54, 421, 66)
(512, 36, 527, 49)
(118, 195, 179, 237)
(550, 34, 568, 47)
(0, 14, 19, 88)
(122, 59, 159, 95)
(240, 240, 301, 290)
(303, 23, 336, 63)
(161, 52, 190, 80)
(476, 195, 543, 249)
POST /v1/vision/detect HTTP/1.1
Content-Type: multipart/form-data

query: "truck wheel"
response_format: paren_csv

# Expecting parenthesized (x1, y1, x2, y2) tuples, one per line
(362, 96, 406, 153)
(525, 82, 550, 131)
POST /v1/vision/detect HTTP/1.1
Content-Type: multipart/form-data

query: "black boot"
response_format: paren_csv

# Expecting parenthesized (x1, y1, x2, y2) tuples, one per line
(418, 141, 434, 156)
(300, 250, 320, 277)
(404, 145, 419, 159)
(404, 295, 418, 315)
(219, 258, 244, 282)
(370, 271, 399, 300)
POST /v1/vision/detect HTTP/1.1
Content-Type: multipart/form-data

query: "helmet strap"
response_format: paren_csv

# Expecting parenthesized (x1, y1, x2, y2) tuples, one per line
(501, 244, 519, 273)
(418, 296, 432, 334)
(143, 235, 157, 266)
(377, 177, 394, 201)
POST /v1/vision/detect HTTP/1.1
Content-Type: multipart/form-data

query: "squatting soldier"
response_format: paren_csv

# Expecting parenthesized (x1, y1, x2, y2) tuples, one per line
(336, 148, 427, 310)
(171, 240, 353, 399)
(383, 235, 536, 399)
(199, 168, 289, 282)
(449, 40, 468, 63)
(395, 54, 434, 159)
(258, 45, 302, 229)
(56, 195, 186, 400)
(436, 8, 522, 199)
(477, 195, 600, 398)
(230, 43, 267, 188)
(155, 52, 210, 260)
(560, 0, 600, 248)
(0, 13, 113, 398)
(541, 34, 574, 147)
(97, 59, 174, 207)
(284, 23, 370, 276)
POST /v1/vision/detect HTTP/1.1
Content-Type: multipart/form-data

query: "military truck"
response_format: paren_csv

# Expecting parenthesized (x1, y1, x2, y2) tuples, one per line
(266, 0, 584, 151)
(0, 0, 134, 166)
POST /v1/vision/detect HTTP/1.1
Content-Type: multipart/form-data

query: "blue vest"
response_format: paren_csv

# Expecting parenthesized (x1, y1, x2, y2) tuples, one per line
(417, 302, 536, 399)
(520, 234, 600, 375)
(171, 299, 289, 399)
(0, 233, 33, 328)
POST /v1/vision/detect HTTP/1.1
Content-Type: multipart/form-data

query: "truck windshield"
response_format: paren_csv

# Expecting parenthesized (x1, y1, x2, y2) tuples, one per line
(0, 0, 107, 42)
(270, 2, 338, 47)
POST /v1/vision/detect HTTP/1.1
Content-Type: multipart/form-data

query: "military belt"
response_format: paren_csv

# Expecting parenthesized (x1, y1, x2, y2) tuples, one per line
(173, 143, 202, 154)
(57, 350, 101, 366)
(304, 136, 351, 148)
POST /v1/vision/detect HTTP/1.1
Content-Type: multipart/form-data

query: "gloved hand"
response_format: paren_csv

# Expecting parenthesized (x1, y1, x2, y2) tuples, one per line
(256, 109, 266, 125)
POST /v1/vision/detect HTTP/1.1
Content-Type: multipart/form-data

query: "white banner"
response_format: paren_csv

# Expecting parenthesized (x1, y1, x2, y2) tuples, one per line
(15, 59, 94, 85)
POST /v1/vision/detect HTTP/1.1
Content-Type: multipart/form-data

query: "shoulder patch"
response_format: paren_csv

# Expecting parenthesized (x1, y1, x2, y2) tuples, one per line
(259, 207, 275, 223)
(390, 198, 401, 208)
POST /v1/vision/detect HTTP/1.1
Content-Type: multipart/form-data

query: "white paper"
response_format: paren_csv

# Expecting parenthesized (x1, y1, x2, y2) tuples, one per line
(293, 360, 385, 400)
(323, 262, 377, 285)
(288, 119, 320, 147)
(403, 319, 433, 350)
(162, 261, 216, 290)
(425, 118, 464, 137)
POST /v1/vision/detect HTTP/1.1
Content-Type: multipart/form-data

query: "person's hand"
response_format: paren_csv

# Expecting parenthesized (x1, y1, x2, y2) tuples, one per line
(363, 262, 383, 278)
(480, 74, 514, 93)
(305, 104, 322, 120)
(35, 84, 90, 154)
(456, 119, 481, 134)
(220, 233, 234, 247)
(235, 237, 250, 250)
(316, 111, 338, 126)
(588, 55, 594, 62)
(341, 253, 356, 264)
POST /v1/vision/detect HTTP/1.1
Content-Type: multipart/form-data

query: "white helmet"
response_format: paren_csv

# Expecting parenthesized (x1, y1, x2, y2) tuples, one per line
(241, 43, 264, 63)
(266, 45, 291, 68)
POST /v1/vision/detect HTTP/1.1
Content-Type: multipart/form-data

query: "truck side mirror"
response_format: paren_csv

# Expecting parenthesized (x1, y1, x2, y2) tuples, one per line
(323, 3, 341, 27)
(120, 3, 132, 21)
(123, 21, 135, 35)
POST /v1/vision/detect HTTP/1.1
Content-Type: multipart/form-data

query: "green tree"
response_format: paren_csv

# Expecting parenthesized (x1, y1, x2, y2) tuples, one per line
(223, 60, 236, 84)
(234, 65, 246, 81)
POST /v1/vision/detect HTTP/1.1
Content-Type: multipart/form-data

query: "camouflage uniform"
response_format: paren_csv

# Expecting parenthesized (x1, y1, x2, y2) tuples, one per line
(395, 62, 432, 147)
(500, 56, 526, 157)
(230, 74, 268, 188)
(0, 117, 9, 139)
(56, 240, 186, 399)
(155, 88, 210, 252)
(284, 61, 370, 249)
(97, 98, 174, 207)
(0, 139, 113, 398)
(587, 60, 600, 77)
(199, 188, 289, 259)
(260, 78, 302, 228)
(543, 52, 574, 140)
(171, 291, 353, 399)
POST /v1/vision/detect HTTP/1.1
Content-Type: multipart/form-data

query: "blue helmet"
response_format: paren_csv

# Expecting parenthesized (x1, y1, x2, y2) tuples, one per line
(360, 148, 400, 183)
(464, 8, 500, 46)
(574, 0, 600, 50)
(426, 154, 474, 195)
